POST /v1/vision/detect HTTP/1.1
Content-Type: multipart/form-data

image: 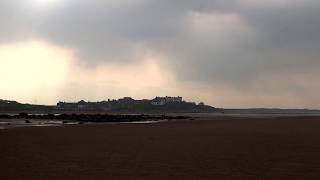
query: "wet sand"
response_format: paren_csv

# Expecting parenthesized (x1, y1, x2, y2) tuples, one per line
(1, 116, 320, 179)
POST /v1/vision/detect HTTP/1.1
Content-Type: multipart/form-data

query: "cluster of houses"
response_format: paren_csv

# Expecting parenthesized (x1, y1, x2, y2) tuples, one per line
(56, 96, 187, 111)
(151, 96, 183, 106)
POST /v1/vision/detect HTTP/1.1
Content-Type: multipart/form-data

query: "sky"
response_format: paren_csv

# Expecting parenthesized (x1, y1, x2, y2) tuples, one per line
(0, 0, 320, 108)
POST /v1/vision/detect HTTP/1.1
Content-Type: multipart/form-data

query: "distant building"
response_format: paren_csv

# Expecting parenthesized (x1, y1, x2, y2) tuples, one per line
(151, 98, 166, 106)
(77, 100, 87, 110)
(118, 97, 134, 103)
(57, 100, 88, 110)
(151, 96, 183, 106)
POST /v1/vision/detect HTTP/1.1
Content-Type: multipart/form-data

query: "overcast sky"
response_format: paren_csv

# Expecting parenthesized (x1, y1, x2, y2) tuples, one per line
(1, 0, 320, 108)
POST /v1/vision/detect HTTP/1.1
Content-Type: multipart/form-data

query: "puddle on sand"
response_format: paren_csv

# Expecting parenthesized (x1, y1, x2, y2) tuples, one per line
(122, 120, 168, 124)
(0, 120, 169, 129)
(31, 124, 61, 127)
(0, 120, 63, 130)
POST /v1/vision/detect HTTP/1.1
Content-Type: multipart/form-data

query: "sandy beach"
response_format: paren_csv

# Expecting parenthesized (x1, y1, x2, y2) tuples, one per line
(1, 116, 320, 179)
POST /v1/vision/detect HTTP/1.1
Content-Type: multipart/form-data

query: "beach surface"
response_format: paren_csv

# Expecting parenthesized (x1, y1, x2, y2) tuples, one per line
(1, 115, 320, 179)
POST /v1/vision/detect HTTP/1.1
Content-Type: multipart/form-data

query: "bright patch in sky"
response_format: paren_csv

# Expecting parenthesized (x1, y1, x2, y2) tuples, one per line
(30, 0, 62, 8)
(0, 40, 73, 103)
(33, 0, 60, 3)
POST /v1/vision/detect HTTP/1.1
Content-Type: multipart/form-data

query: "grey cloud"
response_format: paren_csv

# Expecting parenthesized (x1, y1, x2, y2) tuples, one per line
(1, 0, 320, 85)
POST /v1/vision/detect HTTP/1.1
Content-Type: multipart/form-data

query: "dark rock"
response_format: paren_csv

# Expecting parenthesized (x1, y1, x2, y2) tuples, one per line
(19, 113, 28, 118)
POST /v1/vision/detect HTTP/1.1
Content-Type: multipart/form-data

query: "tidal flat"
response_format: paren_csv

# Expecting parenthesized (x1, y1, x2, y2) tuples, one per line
(1, 115, 320, 179)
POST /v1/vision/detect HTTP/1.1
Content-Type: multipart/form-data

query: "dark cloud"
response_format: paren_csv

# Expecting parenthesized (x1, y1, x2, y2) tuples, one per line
(1, 0, 320, 91)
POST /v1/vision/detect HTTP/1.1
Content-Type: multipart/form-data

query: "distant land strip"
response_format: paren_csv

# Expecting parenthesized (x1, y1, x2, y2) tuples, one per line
(0, 96, 217, 114)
